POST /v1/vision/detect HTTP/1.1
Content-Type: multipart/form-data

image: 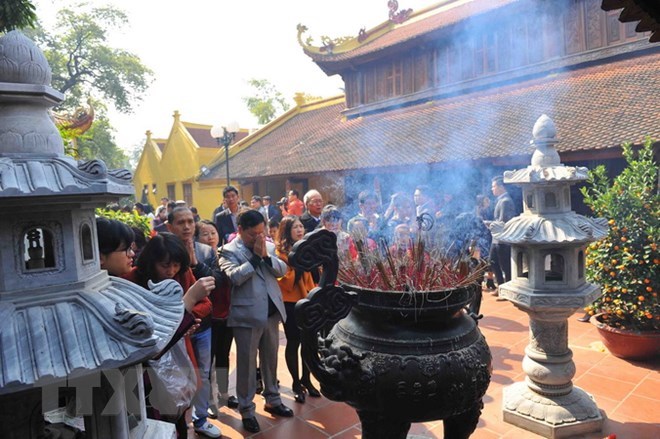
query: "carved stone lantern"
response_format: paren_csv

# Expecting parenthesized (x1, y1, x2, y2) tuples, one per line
(491, 115, 608, 438)
(0, 31, 183, 438)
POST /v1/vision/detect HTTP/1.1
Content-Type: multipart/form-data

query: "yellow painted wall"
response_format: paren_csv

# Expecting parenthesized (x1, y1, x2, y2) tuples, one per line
(132, 111, 239, 219)
(133, 132, 162, 207)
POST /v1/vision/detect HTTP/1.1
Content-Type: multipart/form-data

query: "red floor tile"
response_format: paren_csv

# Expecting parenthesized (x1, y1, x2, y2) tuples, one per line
(599, 415, 660, 438)
(631, 374, 660, 401)
(471, 427, 505, 438)
(592, 395, 623, 416)
(301, 401, 361, 436)
(612, 394, 660, 423)
(256, 416, 330, 439)
(574, 372, 638, 401)
(329, 427, 361, 439)
(591, 355, 654, 384)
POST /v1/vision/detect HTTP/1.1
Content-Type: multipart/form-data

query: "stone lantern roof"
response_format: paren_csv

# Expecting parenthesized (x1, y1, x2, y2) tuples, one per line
(493, 213, 607, 244)
(492, 114, 608, 245)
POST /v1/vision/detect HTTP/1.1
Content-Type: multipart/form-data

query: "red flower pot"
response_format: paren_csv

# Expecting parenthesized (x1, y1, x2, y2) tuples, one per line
(591, 314, 660, 360)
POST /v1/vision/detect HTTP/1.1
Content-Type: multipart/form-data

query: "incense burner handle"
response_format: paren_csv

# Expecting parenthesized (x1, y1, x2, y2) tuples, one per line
(290, 229, 360, 400)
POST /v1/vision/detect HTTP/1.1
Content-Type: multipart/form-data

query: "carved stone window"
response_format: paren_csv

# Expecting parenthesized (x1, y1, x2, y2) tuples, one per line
(578, 250, 584, 279)
(24, 227, 56, 270)
(81, 223, 94, 261)
(517, 251, 529, 279)
(526, 194, 535, 209)
(544, 253, 565, 282)
(545, 192, 557, 208)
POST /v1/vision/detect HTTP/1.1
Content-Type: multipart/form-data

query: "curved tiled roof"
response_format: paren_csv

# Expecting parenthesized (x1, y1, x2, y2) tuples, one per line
(203, 51, 660, 181)
(302, 0, 521, 69)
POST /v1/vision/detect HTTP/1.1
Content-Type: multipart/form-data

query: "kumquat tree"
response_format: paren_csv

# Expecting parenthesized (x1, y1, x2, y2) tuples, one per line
(581, 138, 659, 332)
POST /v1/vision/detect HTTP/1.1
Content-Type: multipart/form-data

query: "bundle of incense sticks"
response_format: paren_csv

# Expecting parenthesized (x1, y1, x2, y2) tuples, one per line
(338, 234, 488, 291)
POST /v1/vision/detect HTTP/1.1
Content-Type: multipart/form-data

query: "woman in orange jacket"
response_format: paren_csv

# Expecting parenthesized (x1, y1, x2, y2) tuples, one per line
(276, 216, 320, 403)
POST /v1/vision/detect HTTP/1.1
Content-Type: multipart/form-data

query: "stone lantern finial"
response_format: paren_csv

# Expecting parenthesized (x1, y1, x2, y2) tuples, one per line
(530, 114, 560, 167)
(0, 30, 52, 85)
(0, 30, 64, 155)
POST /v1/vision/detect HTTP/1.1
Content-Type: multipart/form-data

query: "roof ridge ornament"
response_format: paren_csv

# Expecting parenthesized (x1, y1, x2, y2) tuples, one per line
(296, 24, 356, 55)
(388, 0, 413, 24)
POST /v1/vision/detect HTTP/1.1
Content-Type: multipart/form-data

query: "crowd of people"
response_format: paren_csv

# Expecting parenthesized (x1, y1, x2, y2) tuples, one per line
(97, 178, 516, 437)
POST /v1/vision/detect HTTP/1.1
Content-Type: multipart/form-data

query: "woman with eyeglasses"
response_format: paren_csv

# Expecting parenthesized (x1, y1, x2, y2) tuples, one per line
(96, 217, 137, 277)
(275, 215, 320, 403)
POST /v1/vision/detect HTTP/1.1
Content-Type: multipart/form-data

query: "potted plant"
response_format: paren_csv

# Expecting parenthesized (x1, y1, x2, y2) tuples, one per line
(581, 138, 659, 360)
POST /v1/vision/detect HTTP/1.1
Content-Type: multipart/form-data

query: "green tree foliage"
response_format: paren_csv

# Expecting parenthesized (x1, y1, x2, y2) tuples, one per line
(77, 115, 129, 169)
(22, 5, 152, 169)
(96, 207, 151, 239)
(581, 138, 659, 331)
(243, 78, 291, 125)
(0, 0, 37, 33)
(27, 5, 153, 114)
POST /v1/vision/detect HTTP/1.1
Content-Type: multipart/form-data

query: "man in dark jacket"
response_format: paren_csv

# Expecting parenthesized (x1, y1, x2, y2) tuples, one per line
(487, 176, 516, 297)
(299, 189, 324, 233)
(262, 196, 278, 222)
(214, 185, 241, 246)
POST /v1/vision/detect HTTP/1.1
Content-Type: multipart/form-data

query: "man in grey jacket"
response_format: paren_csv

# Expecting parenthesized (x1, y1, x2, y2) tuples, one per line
(219, 209, 293, 433)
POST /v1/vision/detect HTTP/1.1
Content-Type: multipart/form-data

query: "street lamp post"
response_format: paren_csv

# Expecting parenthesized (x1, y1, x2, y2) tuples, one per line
(210, 121, 240, 187)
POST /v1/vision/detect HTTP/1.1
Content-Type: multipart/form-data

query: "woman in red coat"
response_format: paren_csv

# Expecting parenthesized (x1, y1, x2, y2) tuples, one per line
(123, 232, 215, 438)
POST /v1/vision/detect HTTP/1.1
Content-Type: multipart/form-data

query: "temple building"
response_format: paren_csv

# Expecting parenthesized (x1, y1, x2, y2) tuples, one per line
(132, 111, 249, 218)
(194, 0, 659, 213)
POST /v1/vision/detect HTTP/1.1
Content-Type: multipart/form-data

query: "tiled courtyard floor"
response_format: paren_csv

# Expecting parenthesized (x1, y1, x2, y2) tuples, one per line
(194, 292, 659, 438)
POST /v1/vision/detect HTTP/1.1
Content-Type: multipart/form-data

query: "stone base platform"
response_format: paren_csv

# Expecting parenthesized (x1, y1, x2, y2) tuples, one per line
(503, 382, 603, 439)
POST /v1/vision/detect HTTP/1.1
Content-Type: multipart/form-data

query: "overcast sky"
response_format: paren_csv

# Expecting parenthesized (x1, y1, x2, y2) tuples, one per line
(34, 0, 433, 154)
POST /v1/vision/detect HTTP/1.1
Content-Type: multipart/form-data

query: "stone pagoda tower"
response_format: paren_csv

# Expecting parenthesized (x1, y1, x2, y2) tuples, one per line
(0, 31, 183, 438)
(491, 115, 608, 438)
